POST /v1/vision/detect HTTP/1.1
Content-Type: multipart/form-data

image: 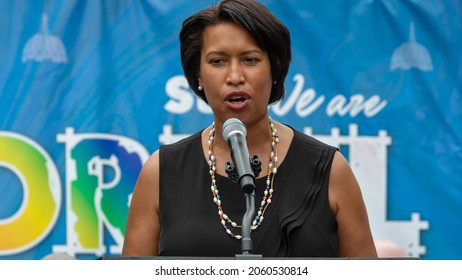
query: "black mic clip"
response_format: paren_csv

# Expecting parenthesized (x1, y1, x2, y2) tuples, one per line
(225, 155, 262, 184)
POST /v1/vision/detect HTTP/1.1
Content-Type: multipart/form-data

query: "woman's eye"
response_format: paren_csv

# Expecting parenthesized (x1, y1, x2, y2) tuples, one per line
(243, 57, 259, 64)
(209, 58, 224, 65)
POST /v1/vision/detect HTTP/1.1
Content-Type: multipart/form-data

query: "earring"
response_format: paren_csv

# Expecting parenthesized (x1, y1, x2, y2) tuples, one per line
(198, 85, 203, 91)
(273, 81, 277, 85)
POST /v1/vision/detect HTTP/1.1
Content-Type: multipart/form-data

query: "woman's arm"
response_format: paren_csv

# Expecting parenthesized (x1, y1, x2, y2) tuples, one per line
(122, 151, 160, 256)
(329, 151, 378, 257)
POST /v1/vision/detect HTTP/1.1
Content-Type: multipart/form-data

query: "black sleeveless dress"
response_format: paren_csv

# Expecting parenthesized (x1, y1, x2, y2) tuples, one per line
(158, 128, 338, 257)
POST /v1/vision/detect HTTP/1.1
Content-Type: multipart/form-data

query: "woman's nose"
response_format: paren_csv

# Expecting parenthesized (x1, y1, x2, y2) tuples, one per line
(226, 61, 245, 86)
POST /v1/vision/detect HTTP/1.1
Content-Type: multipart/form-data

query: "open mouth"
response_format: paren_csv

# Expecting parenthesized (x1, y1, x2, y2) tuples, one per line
(228, 96, 247, 103)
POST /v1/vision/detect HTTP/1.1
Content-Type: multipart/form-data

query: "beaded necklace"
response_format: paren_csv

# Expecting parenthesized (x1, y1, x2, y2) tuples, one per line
(207, 118, 279, 240)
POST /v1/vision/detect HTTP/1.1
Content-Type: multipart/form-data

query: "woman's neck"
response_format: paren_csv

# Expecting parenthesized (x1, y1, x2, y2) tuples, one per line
(212, 115, 273, 155)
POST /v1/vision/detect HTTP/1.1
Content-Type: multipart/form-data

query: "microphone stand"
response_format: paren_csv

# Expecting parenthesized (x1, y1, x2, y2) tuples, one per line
(235, 177, 263, 260)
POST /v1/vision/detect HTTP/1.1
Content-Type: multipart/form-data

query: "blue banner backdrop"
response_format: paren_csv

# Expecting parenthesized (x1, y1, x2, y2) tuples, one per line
(0, 0, 461, 259)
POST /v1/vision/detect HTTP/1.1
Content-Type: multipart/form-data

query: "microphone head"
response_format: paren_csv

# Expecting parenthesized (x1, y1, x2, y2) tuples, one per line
(222, 118, 247, 142)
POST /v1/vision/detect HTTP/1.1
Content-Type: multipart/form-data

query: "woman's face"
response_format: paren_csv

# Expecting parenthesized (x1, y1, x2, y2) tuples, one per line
(198, 22, 272, 126)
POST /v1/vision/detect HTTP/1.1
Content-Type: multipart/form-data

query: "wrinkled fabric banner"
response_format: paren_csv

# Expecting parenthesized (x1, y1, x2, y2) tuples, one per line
(0, 0, 460, 260)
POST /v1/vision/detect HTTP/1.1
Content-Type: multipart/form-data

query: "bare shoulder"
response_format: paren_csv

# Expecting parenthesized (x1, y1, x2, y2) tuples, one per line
(328, 151, 377, 257)
(122, 150, 160, 256)
(138, 150, 160, 187)
(328, 151, 361, 213)
(130, 150, 160, 200)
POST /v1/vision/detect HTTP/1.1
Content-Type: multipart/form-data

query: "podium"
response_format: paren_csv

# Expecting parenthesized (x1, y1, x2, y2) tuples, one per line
(99, 256, 418, 260)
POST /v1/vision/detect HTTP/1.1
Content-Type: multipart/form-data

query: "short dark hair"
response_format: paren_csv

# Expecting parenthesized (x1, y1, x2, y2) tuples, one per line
(179, 0, 291, 104)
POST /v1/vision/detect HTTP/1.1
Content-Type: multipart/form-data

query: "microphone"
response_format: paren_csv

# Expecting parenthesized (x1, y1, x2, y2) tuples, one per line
(222, 118, 260, 256)
(222, 118, 255, 194)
